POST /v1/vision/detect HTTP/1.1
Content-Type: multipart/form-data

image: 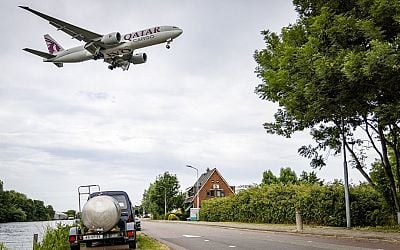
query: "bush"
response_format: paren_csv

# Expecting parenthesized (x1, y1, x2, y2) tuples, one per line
(199, 183, 394, 227)
(34, 223, 70, 250)
(168, 213, 178, 220)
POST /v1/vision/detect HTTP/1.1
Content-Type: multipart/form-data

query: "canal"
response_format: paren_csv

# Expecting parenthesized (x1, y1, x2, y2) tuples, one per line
(0, 220, 73, 249)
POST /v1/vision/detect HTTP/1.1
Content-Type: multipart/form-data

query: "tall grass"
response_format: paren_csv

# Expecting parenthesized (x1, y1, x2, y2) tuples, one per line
(33, 223, 70, 250)
(137, 232, 169, 250)
(0, 242, 9, 250)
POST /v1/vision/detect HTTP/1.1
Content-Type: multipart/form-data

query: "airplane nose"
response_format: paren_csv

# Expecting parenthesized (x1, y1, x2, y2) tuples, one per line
(177, 28, 183, 36)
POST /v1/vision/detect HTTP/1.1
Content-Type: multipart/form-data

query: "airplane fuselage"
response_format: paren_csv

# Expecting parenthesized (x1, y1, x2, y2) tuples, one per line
(46, 26, 182, 63)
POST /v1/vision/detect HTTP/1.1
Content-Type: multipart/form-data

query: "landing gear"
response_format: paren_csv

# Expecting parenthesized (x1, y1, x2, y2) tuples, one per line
(93, 48, 104, 60)
(94, 52, 104, 60)
(108, 65, 115, 70)
(166, 38, 173, 49)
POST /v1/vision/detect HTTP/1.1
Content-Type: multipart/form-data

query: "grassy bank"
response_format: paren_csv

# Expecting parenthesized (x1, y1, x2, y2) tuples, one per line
(137, 232, 169, 249)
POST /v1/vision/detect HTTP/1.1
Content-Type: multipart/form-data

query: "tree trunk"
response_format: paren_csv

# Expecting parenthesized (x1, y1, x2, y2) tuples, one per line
(378, 125, 400, 212)
(345, 141, 375, 186)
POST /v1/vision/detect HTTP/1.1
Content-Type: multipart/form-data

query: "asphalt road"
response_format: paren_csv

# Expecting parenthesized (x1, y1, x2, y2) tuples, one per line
(141, 220, 400, 250)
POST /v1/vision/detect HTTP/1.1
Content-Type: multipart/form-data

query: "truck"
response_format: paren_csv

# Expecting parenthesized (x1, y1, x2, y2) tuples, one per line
(69, 185, 137, 249)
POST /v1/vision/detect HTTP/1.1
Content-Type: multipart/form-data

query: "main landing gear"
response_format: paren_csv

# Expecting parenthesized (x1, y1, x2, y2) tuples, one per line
(108, 61, 117, 70)
(94, 53, 104, 60)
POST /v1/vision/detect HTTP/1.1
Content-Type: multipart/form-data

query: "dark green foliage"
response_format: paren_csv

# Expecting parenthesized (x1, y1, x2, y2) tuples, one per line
(0, 181, 54, 223)
(141, 172, 185, 218)
(200, 183, 394, 226)
(262, 170, 278, 185)
(279, 167, 298, 184)
(254, 0, 400, 213)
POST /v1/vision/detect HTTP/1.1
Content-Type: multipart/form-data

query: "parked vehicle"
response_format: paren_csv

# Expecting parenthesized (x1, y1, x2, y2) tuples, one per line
(69, 185, 137, 249)
(134, 216, 141, 231)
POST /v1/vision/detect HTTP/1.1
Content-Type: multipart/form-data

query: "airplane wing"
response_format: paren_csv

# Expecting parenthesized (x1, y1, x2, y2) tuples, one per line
(19, 6, 101, 43)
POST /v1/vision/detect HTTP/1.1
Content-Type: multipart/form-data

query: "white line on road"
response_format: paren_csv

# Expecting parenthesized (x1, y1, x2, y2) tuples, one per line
(204, 239, 210, 242)
(182, 234, 202, 238)
(229, 246, 236, 248)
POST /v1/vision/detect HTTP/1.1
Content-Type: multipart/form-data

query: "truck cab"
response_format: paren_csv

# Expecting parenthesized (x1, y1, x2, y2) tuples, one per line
(69, 185, 137, 249)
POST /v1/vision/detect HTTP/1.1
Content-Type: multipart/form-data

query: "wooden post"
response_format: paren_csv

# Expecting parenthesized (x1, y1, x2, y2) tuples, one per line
(295, 209, 303, 231)
(33, 234, 38, 248)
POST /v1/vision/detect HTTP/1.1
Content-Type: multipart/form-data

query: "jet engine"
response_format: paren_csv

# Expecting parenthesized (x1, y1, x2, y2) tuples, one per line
(100, 32, 121, 45)
(130, 53, 147, 64)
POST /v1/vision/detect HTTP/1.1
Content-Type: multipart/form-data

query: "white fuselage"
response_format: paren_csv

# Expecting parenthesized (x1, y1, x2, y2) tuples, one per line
(46, 26, 182, 63)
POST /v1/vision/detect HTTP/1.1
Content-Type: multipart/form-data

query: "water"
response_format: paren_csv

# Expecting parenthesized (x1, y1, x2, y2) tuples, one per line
(0, 220, 74, 250)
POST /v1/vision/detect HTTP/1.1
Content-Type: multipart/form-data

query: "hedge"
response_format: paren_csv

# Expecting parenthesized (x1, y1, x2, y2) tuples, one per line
(199, 183, 395, 226)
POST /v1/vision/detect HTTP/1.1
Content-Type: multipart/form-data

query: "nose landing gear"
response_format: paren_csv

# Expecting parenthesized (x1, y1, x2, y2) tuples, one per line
(166, 38, 173, 49)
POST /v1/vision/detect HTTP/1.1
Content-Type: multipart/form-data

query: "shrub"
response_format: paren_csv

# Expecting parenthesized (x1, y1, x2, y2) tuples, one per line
(200, 183, 394, 227)
(34, 223, 70, 250)
(168, 213, 178, 220)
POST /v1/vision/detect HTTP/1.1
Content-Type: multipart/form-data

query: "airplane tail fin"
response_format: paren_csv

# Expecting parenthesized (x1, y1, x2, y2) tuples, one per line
(44, 34, 64, 54)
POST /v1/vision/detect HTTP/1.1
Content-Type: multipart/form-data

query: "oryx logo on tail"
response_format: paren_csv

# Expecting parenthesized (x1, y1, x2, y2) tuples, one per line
(44, 34, 63, 54)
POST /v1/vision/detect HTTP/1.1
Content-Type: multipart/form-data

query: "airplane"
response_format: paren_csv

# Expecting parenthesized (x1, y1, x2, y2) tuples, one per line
(19, 6, 183, 71)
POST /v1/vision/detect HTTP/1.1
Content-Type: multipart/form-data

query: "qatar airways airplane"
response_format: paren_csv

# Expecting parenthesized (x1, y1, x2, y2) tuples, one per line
(19, 6, 183, 71)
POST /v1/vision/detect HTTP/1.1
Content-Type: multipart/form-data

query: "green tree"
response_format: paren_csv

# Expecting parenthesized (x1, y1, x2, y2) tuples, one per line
(262, 170, 278, 185)
(279, 167, 298, 184)
(299, 171, 322, 185)
(254, 0, 400, 213)
(142, 172, 184, 218)
(64, 209, 76, 218)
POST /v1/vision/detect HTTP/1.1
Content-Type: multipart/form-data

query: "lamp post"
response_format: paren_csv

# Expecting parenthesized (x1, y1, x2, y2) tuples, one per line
(160, 185, 167, 219)
(186, 165, 199, 209)
(342, 118, 351, 229)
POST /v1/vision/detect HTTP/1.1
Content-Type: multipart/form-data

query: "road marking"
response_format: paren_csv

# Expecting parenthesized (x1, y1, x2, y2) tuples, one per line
(307, 241, 313, 243)
(182, 234, 201, 238)
(229, 246, 236, 248)
(204, 239, 210, 242)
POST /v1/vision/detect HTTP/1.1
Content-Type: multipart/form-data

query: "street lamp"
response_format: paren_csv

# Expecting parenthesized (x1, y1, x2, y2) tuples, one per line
(160, 185, 167, 220)
(341, 118, 351, 229)
(186, 165, 199, 209)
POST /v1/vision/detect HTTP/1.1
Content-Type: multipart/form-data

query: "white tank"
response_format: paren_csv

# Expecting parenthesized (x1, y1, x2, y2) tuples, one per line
(82, 195, 121, 232)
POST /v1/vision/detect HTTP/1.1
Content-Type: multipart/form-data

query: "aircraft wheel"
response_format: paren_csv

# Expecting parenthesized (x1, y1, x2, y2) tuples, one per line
(166, 44, 170, 49)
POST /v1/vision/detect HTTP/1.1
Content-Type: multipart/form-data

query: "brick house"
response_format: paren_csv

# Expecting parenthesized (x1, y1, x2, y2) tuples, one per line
(185, 168, 235, 209)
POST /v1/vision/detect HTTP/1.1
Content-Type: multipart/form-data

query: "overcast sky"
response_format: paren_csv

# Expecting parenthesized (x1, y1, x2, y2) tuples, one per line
(0, 0, 368, 211)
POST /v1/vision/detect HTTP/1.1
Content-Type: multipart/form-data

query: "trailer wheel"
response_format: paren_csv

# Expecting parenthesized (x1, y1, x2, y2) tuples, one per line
(129, 240, 136, 249)
(70, 244, 80, 250)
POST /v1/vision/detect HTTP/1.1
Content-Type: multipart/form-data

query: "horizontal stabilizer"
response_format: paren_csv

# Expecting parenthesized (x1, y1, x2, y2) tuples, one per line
(23, 48, 55, 59)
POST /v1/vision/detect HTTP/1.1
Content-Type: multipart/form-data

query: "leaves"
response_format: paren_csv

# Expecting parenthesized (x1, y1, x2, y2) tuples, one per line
(200, 182, 394, 226)
(254, 0, 400, 212)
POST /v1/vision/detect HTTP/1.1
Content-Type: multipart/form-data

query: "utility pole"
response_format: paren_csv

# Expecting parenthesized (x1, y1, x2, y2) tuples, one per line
(342, 118, 351, 229)
(160, 186, 167, 219)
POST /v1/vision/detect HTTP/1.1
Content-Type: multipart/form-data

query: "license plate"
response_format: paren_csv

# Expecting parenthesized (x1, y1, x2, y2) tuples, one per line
(106, 233, 120, 238)
(83, 234, 103, 240)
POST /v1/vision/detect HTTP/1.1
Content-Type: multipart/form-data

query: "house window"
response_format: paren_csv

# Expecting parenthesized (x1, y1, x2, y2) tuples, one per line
(216, 190, 225, 197)
(213, 183, 220, 189)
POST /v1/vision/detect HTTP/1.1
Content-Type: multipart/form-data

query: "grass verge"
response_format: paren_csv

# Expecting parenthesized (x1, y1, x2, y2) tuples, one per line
(137, 232, 169, 250)
(34, 223, 70, 250)
(0, 242, 9, 250)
